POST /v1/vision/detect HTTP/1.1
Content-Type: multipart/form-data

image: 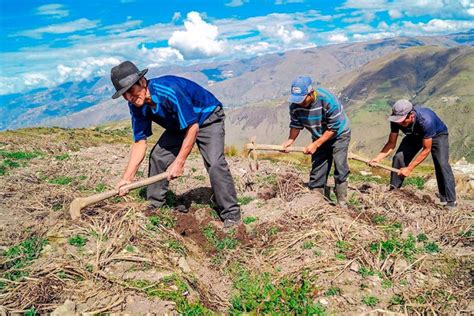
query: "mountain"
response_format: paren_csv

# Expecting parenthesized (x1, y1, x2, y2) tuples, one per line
(2, 31, 473, 130)
(225, 45, 474, 161)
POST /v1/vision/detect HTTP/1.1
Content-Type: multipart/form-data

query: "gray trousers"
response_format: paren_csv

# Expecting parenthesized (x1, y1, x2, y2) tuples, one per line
(390, 133, 456, 203)
(309, 133, 351, 189)
(147, 106, 241, 221)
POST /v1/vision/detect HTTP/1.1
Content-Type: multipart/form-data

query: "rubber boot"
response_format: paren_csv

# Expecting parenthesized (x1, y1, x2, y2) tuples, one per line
(313, 186, 332, 202)
(335, 182, 348, 207)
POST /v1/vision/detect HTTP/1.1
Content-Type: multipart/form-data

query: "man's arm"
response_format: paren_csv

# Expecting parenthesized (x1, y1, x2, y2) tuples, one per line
(281, 128, 301, 152)
(116, 139, 148, 195)
(398, 138, 432, 177)
(167, 122, 199, 180)
(369, 132, 398, 165)
(303, 130, 336, 155)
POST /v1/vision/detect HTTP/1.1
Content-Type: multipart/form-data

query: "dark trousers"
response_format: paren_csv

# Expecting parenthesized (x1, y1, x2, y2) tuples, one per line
(390, 133, 456, 203)
(147, 107, 241, 221)
(309, 133, 351, 189)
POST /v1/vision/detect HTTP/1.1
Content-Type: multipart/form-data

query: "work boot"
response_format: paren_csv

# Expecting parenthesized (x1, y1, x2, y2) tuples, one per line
(335, 182, 348, 207)
(223, 218, 241, 233)
(445, 201, 458, 210)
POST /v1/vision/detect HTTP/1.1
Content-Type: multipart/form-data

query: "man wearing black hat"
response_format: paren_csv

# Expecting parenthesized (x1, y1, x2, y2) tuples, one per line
(369, 99, 457, 208)
(110, 61, 241, 228)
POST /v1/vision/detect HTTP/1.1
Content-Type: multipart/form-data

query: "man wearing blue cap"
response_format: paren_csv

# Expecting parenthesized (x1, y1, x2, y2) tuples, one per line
(282, 76, 351, 205)
(110, 61, 241, 228)
(369, 99, 457, 208)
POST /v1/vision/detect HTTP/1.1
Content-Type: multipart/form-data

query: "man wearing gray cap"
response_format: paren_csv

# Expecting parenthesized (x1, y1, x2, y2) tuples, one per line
(369, 99, 457, 208)
(282, 76, 351, 205)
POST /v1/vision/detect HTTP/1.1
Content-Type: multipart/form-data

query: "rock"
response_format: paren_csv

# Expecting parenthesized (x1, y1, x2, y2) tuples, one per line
(350, 261, 360, 273)
(359, 170, 372, 176)
(319, 298, 329, 306)
(51, 299, 76, 316)
(122, 270, 174, 283)
(178, 257, 191, 273)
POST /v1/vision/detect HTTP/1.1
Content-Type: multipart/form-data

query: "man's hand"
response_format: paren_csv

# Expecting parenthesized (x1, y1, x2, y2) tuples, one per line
(303, 142, 318, 155)
(281, 139, 294, 153)
(116, 179, 132, 196)
(398, 167, 412, 178)
(368, 158, 380, 167)
(167, 159, 185, 180)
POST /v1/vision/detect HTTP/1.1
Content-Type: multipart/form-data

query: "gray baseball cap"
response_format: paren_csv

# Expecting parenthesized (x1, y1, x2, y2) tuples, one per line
(388, 99, 413, 123)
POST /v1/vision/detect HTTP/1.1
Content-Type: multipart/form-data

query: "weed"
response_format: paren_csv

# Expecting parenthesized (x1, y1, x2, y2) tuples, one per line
(3, 159, 20, 168)
(325, 287, 342, 296)
(78, 175, 87, 180)
(24, 308, 37, 316)
(390, 294, 405, 305)
(0, 150, 41, 160)
(48, 176, 74, 185)
(125, 245, 135, 253)
(313, 249, 322, 256)
(0, 165, 5, 176)
(129, 275, 211, 314)
(2, 236, 46, 277)
(166, 239, 186, 256)
(238, 196, 254, 205)
(370, 234, 418, 261)
(229, 269, 326, 315)
(382, 279, 393, 289)
(359, 266, 375, 277)
(335, 253, 346, 260)
(302, 240, 314, 249)
(424, 242, 440, 253)
(347, 194, 361, 207)
(417, 233, 428, 242)
(194, 175, 206, 181)
(404, 176, 426, 189)
(243, 216, 258, 224)
(148, 208, 176, 229)
(68, 235, 88, 248)
(267, 226, 279, 236)
(362, 295, 379, 307)
(55, 153, 70, 161)
(203, 224, 238, 251)
(373, 215, 386, 225)
(94, 183, 107, 192)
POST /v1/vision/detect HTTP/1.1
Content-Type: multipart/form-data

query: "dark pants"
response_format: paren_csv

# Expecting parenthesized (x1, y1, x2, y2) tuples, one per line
(309, 133, 351, 189)
(147, 106, 241, 221)
(390, 133, 456, 203)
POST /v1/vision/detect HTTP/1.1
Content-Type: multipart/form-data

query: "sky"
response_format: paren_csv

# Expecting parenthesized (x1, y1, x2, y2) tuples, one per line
(0, 0, 473, 95)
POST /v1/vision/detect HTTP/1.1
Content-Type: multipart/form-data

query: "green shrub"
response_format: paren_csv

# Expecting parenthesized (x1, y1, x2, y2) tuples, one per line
(362, 295, 379, 307)
(68, 235, 88, 248)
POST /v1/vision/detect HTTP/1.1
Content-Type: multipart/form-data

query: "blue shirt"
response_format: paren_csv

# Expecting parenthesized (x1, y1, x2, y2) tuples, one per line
(289, 87, 351, 139)
(390, 106, 448, 139)
(129, 76, 221, 141)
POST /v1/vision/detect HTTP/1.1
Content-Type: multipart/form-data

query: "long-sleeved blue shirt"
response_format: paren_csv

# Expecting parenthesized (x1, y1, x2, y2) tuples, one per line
(129, 76, 222, 142)
(289, 87, 351, 139)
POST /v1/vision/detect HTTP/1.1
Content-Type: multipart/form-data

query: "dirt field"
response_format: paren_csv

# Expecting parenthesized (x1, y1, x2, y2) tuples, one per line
(0, 127, 472, 315)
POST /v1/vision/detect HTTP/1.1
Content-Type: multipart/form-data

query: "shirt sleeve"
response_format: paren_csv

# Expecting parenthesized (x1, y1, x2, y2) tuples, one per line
(129, 104, 152, 142)
(390, 122, 400, 134)
(289, 107, 303, 129)
(324, 99, 344, 131)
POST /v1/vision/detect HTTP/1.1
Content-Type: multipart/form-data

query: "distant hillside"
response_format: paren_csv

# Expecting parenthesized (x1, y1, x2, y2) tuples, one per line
(226, 46, 474, 161)
(339, 46, 474, 161)
(2, 31, 473, 130)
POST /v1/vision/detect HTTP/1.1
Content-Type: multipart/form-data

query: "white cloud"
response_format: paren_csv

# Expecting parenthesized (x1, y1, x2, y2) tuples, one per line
(404, 19, 474, 33)
(225, 0, 249, 7)
(168, 12, 226, 59)
(388, 9, 403, 19)
(257, 24, 305, 44)
(57, 57, 121, 82)
(102, 19, 142, 33)
(23, 73, 51, 86)
(328, 33, 349, 43)
(36, 4, 69, 19)
(139, 46, 184, 67)
(15, 18, 99, 39)
(275, 0, 305, 4)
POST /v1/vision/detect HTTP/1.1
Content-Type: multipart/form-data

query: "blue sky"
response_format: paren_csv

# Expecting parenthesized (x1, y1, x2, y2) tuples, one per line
(1, 0, 473, 95)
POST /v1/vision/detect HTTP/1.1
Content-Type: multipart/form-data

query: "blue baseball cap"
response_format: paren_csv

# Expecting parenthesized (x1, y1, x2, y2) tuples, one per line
(288, 76, 313, 104)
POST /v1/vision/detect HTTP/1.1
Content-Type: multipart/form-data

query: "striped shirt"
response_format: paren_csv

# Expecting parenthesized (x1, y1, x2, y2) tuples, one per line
(289, 87, 351, 139)
(129, 76, 221, 142)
